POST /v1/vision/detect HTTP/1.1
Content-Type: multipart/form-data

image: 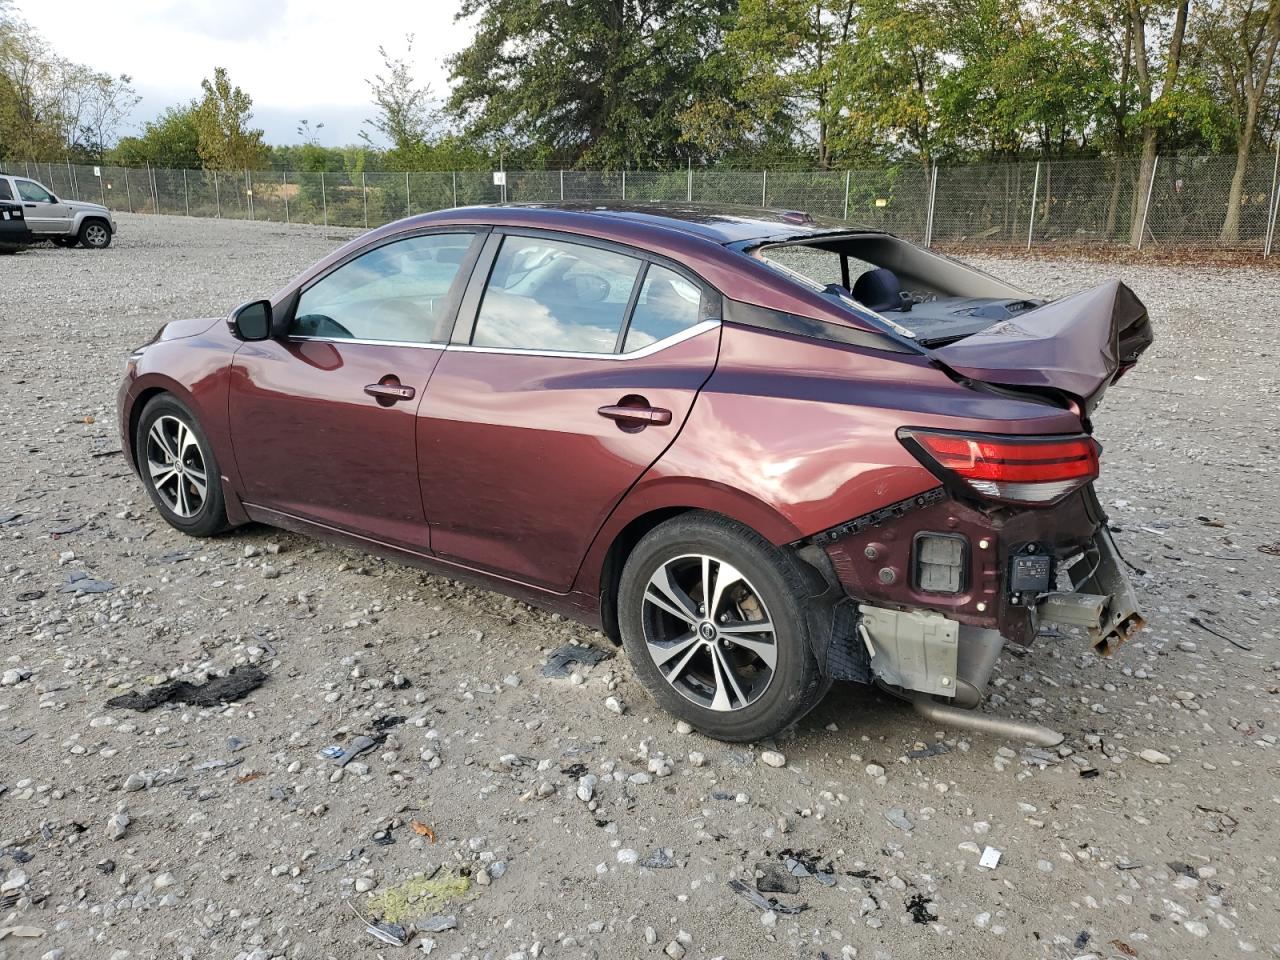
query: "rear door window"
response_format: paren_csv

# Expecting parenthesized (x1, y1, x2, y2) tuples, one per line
(471, 236, 641, 353)
(291, 233, 475, 344)
(623, 265, 703, 352)
(0, 180, 13, 201)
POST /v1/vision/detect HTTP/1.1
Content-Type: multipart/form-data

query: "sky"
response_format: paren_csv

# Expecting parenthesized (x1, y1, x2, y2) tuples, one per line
(15, 0, 473, 147)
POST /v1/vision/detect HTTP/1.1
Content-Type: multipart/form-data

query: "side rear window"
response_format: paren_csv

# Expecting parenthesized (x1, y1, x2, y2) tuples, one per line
(291, 233, 475, 344)
(0, 180, 12, 201)
(623, 265, 703, 353)
(472, 236, 642, 353)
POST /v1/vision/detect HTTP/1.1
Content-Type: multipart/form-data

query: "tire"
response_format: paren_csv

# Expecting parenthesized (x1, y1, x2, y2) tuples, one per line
(52, 237, 78, 248)
(77, 219, 112, 249)
(135, 394, 230, 537)
(617, 511, 826, 742)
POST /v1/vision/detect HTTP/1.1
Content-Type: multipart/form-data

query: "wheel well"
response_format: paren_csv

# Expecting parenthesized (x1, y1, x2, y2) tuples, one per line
(128, 387, 169, 468)
(80, 215, 110, 228)
(598, 507, 692, 644)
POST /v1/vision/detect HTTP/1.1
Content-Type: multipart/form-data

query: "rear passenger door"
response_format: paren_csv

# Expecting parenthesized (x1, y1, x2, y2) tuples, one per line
(417, 230, 721, 591)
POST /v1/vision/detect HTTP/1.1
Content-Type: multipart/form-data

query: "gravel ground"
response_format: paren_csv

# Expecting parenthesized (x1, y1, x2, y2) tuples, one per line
(2, 213, 1279, 960)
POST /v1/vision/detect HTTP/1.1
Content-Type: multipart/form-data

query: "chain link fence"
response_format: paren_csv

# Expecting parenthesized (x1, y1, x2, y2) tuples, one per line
(10, 152, 1280, 253)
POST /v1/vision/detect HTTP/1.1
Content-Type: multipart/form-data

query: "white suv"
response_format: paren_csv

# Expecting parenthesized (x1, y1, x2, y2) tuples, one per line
(0, 172, 117, 248)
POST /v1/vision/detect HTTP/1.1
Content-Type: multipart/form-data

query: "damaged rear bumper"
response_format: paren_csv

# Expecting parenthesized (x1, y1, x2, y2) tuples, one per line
(814, 485, 1144, 707)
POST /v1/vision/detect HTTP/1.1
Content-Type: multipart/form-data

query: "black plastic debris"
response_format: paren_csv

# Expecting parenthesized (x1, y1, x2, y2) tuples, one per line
(371, 715, 406, 734)
(106, 665, 268, 712)
(905, 893, 937, 924)
(1074, 930, 1092, 950)
(58, 571, 114, 594)
(755, 861, 800, 895)
(15, 591, 44, 602)
(1168, 861, 1198, 879)
(561, 763, 588, 779)
(542, 643, 613, 678)
(1080, 768, 1101, 779)
(366, 921, 409, 946)
(372, 829, 395, 846)
(727, 878, 807, 914)
(908, 742, 951, 759)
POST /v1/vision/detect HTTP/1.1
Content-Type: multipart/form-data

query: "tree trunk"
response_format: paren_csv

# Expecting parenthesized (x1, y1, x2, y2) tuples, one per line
(1105, 157, 1124, 238)
(1219, 129, 1254, 243)
(1129, 128, 1158, 247)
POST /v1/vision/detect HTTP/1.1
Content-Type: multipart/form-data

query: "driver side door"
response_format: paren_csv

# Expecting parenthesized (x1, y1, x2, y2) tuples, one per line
(228, 229, 482, 552)
(14, 179, 72, 234)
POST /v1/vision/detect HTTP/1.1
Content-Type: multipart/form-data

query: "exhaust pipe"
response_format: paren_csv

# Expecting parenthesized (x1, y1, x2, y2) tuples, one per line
(910, 695, 1064, 747)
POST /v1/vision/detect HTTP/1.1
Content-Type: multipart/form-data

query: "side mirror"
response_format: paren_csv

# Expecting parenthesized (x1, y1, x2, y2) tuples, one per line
(230, 299, 272, 340)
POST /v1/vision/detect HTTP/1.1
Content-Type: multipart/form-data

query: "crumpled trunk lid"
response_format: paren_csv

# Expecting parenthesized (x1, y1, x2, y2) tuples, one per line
(929, 280, 1152, 415)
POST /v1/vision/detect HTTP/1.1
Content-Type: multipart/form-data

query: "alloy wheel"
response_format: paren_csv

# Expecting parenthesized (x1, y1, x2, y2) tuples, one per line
(84, 224, 108, 247)
(641, 553, 777, 712)
(145, 415, 208, 519)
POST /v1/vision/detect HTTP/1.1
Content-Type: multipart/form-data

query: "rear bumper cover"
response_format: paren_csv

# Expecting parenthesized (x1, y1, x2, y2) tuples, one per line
(815, 485, 1144, 699)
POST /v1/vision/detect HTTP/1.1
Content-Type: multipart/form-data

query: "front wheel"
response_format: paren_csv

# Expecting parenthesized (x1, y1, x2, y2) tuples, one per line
(617, 512, 826, 742)
(78, 219, 112, 249)
(135, 395, 229, 537)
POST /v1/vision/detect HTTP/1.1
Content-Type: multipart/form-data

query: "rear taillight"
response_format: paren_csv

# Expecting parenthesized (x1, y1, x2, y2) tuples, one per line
(899, 429, 1099, 505)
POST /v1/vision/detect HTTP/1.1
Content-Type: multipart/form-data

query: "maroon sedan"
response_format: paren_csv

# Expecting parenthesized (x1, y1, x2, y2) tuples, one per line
(118, 204, 1151, 742)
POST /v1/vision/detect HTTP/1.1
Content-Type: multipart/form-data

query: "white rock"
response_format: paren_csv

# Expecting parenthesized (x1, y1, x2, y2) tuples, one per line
(687, 751, 705, 767)
(354, 877, 376, 893)
(760, 750, 786, 768)
(605, 697, 625, 715)
(105, 812, 130, 840)
(865, 764, 885, 778)
(152, 872, 176, 890)
(1140, 748, 1172, 764)
(616, 848, 638, 864)
(1183, 920, 1209, 937)
(576, 775, 597, 803)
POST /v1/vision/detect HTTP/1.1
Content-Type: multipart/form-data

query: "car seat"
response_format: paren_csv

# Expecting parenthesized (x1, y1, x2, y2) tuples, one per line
(852, 267, 906, 312)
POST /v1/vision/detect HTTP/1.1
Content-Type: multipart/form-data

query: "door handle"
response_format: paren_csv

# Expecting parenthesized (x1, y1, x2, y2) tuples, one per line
(364, 379, 416, 405)
(24, 203, 35, 209)
(598, 403, 672, 426)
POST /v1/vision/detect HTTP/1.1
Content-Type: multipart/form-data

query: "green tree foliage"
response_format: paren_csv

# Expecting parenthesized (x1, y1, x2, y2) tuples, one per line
(1, 7, 138, 161)
(446, 0, 739, 167)
(111, 103, 201, 167)
(193, 67, 269, 170)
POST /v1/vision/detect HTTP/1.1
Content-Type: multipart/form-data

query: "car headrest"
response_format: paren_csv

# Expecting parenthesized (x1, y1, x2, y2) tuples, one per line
(852, 267, 904, 312)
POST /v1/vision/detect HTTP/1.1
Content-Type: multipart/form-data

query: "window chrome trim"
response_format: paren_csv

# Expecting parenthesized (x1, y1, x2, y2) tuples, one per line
(285, 335, 446, 350)
(446, 318, 720, 361)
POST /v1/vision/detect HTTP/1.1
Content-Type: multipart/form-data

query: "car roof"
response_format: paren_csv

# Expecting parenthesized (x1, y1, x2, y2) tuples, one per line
(467, 201, 876, 246)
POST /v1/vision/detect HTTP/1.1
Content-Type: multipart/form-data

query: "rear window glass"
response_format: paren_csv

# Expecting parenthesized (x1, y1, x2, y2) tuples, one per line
(0, 180, 12, 201)
(623, 265, 702, 352)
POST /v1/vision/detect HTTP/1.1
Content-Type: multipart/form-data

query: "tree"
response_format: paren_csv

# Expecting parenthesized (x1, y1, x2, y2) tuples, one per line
(111, 103, 201, 167)
(723, 0, 857, 167)
(834, 0, 949, 166)
(448, 0, 738, 167)
(79, 72, 140, 159)
(363, 35, 441, 165)
(1127, 0, 1192, 244)
(1201, 0, 1280, 241)
(193, 67, 268, 170)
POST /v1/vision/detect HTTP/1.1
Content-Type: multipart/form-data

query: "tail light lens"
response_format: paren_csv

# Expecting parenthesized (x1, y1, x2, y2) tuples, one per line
(899, 429, 1099, 505)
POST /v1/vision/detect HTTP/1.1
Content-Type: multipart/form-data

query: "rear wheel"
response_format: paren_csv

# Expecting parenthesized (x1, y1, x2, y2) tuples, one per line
(78, 219, 111, 249)
(617, 512, 826, 742)
(136, 395, 229, 537)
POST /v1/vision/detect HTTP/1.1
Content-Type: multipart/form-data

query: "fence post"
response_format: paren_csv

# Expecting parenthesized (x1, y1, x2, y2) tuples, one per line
(687, 160, 693, 202)
(363, 172, 369, 227)
(247, 170, 255, 221)
(843, 170, 851, 220)
(761, 169, 767, 208)
(320, 171, 328, 226)
(621, 169, 626, 201)
(925, 165, 938, 247)
(1136, 155, 1158, 251)
(405, 171, 411, 217)
(98, 166, 106, 207)
(1264, 141, 1279, 257)
(183, 169, 190, 217)
(452, 171, 458, 208)
(559, 169, 564, 201)
(123, 167, 132, 213)
(214, 170, 221, 218)
(66, 158, 76, 198)
(1026, 161, 1041, 250)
